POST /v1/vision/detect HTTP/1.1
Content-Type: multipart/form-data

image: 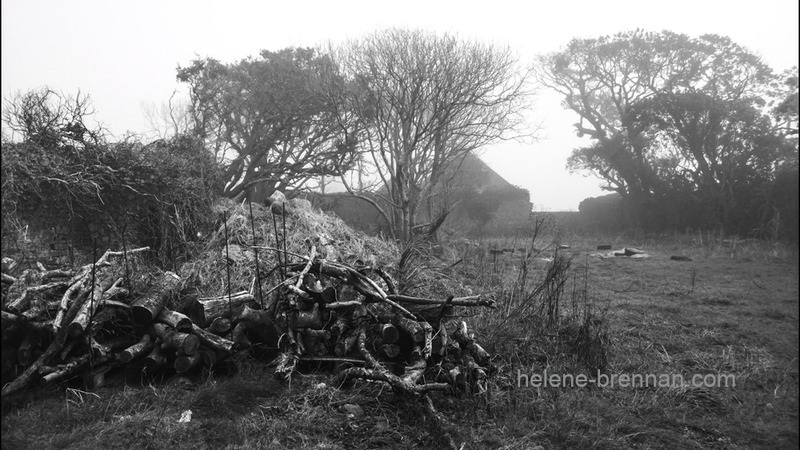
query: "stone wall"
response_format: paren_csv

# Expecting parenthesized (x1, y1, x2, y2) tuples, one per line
(1, 204, 120, 268)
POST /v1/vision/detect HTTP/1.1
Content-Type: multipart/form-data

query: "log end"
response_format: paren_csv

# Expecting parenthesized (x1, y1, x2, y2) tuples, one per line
(183, 334, 201, 356)
(131, 307, 155, 328)
(174, 355, 202, 374)
(174, 318, 194, 333)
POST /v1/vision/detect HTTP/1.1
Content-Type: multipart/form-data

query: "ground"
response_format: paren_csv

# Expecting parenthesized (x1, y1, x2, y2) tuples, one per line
(1, 235, 798, 449)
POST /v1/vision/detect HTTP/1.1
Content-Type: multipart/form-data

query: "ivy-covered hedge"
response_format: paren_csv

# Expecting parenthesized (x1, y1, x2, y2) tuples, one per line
(1, 134, 223, 264)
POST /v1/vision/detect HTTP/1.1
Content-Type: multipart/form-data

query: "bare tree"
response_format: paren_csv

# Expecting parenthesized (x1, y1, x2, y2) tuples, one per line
(334, 29, 535, 241)
(2, 88, 104, 147)
(141, 90, 194, 141)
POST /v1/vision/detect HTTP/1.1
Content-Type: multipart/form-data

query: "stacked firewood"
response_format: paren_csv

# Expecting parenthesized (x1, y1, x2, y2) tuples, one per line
(1, 242, 497, 400)
(256, 248, 498, 396)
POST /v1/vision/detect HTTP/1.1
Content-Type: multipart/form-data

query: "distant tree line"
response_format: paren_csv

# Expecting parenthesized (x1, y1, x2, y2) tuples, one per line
(537, 30, 798, 241)
(3, 29, 797, 245)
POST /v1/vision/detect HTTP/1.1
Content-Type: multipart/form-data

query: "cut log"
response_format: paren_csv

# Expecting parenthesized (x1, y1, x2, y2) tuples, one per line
(191, 324, 234, 354)
(231, 322, 250, 349)
(41, 269, 74, 282)
(5, 270, 42, 307)
(233, 304, 283, 345)
(91, 336, 137, 359)
(2, 275, 110, 400)
(156, 308, 193, 333)
(20, 304, 46, 322)
(118, 334, 155, 363)
(334, 329, 449, 395)
(101, 286, 129, 302)
(42, 353, 112, 385)
(206, 317, 231, 335)
(131, 271, 181, 326)
(69, 269, 120, 336)
(6, 281, 69, 314)
(375, 323, 399, 344)
(144, 343, 168, 371)
(153, 323, 199, 355)
(233, 303, 270, 324)
(195, 292, 256, 326)
(52, 266, 93, 331)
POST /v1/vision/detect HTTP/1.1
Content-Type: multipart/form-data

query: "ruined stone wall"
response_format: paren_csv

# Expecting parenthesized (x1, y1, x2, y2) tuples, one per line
(1, 204, 119, 268)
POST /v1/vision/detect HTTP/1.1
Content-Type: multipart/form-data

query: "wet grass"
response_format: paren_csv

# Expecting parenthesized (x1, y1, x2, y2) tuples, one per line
(2, 233, 798, 449)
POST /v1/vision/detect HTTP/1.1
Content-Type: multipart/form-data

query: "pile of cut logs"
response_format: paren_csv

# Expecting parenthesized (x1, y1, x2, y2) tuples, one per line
(1, 243, 497, 400)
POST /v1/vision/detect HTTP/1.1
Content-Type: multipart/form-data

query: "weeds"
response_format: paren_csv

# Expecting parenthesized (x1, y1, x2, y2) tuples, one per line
(2, 227, 797, 449)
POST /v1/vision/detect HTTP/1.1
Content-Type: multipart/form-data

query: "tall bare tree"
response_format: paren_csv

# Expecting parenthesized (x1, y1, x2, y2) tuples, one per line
(334, 28, 535, 241)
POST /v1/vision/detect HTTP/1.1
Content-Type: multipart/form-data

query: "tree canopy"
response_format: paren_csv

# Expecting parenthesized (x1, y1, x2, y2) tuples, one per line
(177, 48, 360, 201)
(539, 30, 797, 236)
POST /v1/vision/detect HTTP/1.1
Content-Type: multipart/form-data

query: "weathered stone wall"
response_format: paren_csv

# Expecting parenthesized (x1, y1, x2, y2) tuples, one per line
(1, 204, 119, 268)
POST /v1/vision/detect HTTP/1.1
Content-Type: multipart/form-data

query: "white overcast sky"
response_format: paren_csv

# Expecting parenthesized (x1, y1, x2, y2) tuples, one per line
(2, 0, 798, 210)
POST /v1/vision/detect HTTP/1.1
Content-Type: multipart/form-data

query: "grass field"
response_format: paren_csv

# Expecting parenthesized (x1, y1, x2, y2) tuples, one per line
(2, 232, 798, 449)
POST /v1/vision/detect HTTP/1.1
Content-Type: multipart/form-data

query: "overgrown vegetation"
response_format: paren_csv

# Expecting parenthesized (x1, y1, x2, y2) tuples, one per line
(1, 89, 223, 266)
